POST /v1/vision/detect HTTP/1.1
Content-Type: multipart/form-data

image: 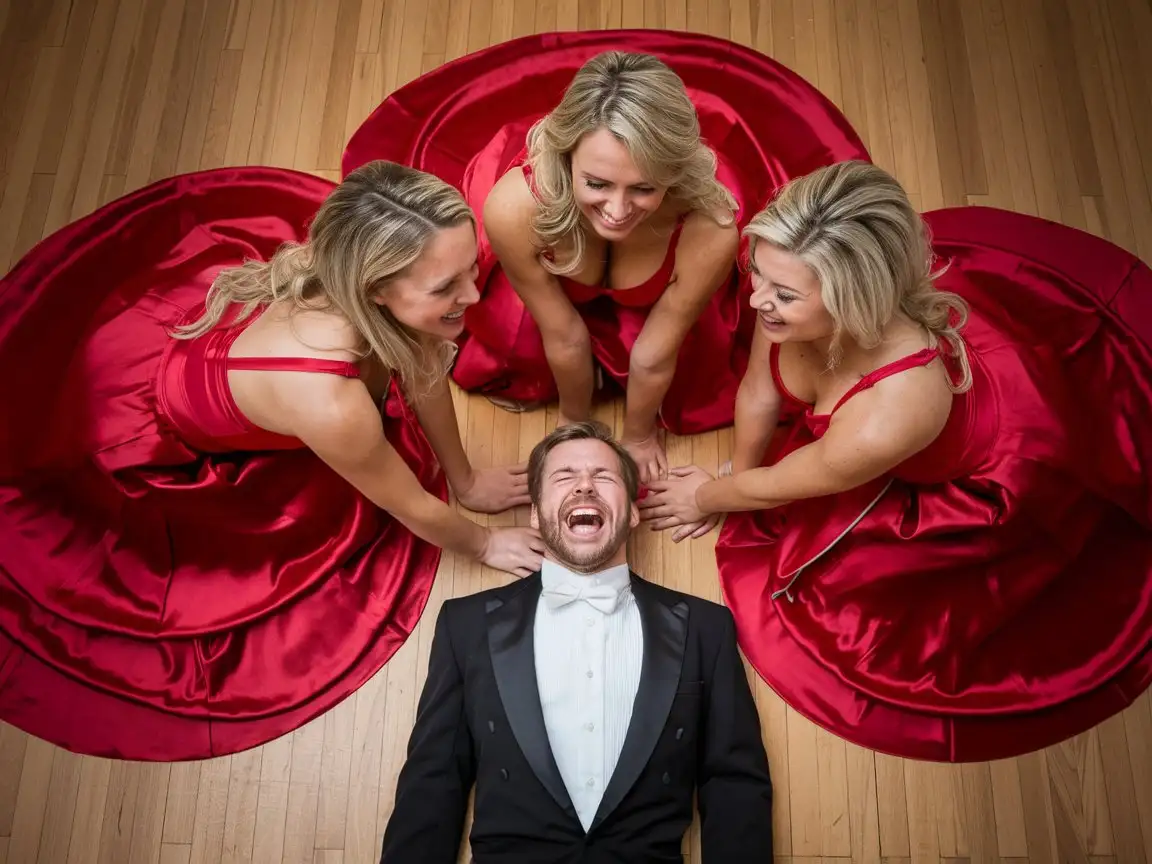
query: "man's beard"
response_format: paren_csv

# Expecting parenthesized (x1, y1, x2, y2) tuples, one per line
(538, 509, 630, 573)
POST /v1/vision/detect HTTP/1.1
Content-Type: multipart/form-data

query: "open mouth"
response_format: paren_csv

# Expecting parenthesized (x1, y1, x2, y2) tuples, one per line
(565, 506, 605, 537)
(759, 311, 785, 328)
(441, 308, 466, 322)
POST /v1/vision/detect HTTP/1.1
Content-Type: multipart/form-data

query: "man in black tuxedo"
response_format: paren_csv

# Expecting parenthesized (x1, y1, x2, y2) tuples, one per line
(380, 421, 774, 863)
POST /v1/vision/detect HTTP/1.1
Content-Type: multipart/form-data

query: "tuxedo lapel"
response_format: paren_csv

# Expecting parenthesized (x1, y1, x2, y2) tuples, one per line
(486, 573, 579, 823)
(590, 573, 688, 832)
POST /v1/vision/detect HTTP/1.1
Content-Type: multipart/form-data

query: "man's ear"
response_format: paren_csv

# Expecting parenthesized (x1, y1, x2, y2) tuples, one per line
(629, 502, 640, 528)
(530, 505, 539, 529)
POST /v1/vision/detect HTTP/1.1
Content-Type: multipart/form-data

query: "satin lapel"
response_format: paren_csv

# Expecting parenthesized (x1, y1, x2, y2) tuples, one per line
(486, 573, 578, 822)
(590, 574, 688, 832)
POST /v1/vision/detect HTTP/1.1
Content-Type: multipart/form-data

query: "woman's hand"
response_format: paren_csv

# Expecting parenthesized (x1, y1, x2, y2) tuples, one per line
(622, 432, 669, 486)
(479, 526, 545, 578)
(455, 463, 532, 514)
(668, 513, 722, 542)
(640, 465, 715, 528)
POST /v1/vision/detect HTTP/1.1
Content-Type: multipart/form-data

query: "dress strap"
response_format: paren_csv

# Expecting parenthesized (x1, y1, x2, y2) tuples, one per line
(829, 348, 939, 415)
(520, 152, 541, 201)
(227, 357, 361, 378)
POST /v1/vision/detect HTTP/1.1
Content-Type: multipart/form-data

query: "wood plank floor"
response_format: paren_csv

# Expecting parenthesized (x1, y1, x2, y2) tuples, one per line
(1, 1, 1150, 862)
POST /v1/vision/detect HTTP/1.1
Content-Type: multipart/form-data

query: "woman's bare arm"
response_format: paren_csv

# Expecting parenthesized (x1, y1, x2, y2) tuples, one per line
(273, 375, 543, 576)
(697, 366, 952, 513)
(624, 215, 738, 442)
(730, 323, 782, 474)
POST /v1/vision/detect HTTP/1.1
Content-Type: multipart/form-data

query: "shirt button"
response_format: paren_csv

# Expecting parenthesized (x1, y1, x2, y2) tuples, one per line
(585, 617, 594, 627)
(586, 777, 595, 787)
(585, 722, 594, 731)
(586, 670, 593, 678)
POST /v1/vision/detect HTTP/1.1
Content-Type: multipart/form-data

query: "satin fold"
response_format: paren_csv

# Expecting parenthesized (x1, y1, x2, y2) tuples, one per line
(0, 169, 445, 760)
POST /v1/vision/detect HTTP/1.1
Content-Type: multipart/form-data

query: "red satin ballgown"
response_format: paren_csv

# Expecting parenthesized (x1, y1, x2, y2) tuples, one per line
(342, 29, 871, 434)
(0, 168, 445, 760)
(717, 206, 1152, 762)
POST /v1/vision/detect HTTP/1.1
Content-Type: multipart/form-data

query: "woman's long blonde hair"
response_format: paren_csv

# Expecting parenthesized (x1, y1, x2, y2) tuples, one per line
(526, 50, 737, 275)
(174, 160, 474, 393)
(745, 160, 972, 393)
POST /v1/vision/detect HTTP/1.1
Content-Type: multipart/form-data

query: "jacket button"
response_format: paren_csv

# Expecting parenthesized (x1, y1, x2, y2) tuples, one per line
(675, 727, 684, 740)
(500, 768, 509, 780)
(488, 720, 495, 733)
(662, 772, 671, 785)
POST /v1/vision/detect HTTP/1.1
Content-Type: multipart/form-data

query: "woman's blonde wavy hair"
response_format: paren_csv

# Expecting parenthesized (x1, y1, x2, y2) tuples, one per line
(174, 160, 474, 394)
(525, 50, 737, 275)
(745, 160, 972, 393)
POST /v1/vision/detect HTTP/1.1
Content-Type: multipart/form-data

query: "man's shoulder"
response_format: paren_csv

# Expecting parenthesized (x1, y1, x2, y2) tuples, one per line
(438, 575, 540, 624)
(632, 573, 735, 629)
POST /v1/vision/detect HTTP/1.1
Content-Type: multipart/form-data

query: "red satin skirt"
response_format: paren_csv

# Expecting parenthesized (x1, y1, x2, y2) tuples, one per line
(0, 169, 445, 760)
(717, 206, 1152, 762)
(342, 29, 871, 434)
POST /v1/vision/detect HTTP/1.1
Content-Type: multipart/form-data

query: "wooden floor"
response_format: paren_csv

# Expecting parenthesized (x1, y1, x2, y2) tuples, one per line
(1, 0, 1151, 862)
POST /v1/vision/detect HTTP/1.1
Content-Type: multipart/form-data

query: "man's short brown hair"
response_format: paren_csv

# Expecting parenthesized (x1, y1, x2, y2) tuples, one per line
(527, 421, 641, 503)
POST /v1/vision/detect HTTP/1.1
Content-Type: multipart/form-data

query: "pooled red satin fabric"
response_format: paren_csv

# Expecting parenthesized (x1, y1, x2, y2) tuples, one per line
(717, 207, 1152, 762)
(342, 29, 871, 435)
(0, 168, 445, 760)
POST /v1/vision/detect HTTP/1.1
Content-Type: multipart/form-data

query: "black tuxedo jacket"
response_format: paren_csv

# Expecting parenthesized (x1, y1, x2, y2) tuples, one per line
(379, 571, 774, 863)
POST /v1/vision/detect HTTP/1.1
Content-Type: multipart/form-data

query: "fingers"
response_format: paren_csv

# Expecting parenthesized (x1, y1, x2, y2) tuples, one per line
(638, 501, 668, 519)
(689, 520, 714, 539)
(647, 515, 686, 531)
(655, 448, 669, 479)
(509, 461, 529, 474)
(667, 465, 699, 477)
(507, 491, 533, 508)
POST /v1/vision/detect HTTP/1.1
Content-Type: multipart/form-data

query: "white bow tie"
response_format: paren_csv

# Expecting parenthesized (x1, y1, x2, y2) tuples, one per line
(541, 581, 624, 614)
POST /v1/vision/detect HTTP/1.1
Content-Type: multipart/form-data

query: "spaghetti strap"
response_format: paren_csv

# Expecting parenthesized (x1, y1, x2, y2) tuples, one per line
(520, 158, 540, 201)
(227, 357, 362, 378)
(829, 347, 939, 415)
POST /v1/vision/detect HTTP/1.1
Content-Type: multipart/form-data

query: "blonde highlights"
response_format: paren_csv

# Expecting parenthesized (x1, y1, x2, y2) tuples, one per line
(174, 160, 474, 393)
(745, 160, 972, 393)
(526, 50, 737, 274)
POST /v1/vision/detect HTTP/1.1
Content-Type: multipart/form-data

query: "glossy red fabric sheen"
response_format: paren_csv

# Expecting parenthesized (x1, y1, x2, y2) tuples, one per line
(717, 206, 1152, 762)
(0, 169, 445, 760)
(342, 29, 871, 434)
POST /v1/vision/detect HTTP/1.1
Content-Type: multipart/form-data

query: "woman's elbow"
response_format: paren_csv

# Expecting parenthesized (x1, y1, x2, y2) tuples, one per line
(542, 328, 591, 364)
(628, 344, 678, 380)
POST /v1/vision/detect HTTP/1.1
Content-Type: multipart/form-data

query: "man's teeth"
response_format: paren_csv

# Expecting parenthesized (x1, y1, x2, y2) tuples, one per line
(567, 507, 604, 530)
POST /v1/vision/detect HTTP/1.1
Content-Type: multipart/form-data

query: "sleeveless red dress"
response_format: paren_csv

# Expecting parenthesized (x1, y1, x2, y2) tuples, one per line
(341, 29, 871, 435)
(0, 168, 445, 760)
(717, 206, 1152, 762)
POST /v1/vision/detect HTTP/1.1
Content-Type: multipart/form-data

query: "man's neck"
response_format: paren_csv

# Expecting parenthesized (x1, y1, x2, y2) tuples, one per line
(541, 557, 630, 583)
